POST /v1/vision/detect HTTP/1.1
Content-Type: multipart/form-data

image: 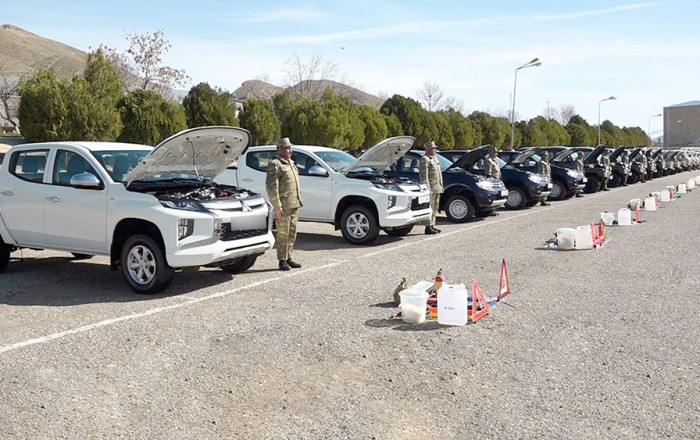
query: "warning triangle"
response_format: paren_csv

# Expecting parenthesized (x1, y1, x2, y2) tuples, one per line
(468, 279, 490, 323)
(635, 205, 641, 223)
(497, 259, 510, 301)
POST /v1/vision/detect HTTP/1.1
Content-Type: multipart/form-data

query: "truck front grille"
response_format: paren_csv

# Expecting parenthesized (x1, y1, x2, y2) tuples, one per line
(411, 199, 430, 211)
(219, 224, 268, 241)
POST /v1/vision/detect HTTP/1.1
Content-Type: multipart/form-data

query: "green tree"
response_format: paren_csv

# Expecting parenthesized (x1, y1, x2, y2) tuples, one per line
(468, 111, 509, 148)
(383, 113, 403, 137)
(238, 98, 281, 145)
(566, 122, 591, 146)
(182, 82, 238, 128)
(18, 69, 69, 142)
(357, 105, 388, 148)
(117, 89, 186, 144)
(380, 95, 424, 140)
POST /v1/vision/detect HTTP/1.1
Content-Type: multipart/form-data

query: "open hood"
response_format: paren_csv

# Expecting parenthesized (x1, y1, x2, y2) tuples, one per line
(124, 126, 251, 185)
(551, 149, 577, 163)
(345, 136, 415, 173)
(447, 145, 492, 171)
(584, 145, 604, 165)
(610, 146, 627, 161)
(508, 149, 537, 165)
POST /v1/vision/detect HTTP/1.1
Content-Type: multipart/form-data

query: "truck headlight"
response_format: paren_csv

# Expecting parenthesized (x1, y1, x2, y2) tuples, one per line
(528, 174, 544, 183)
(476, 180, 494, 190)
(160, 199, 206, 212)
(373, 182, 402, 192)
(178, 218, 194, 240)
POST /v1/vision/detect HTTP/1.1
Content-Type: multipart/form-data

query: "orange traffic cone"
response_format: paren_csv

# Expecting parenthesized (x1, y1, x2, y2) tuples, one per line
(468, 279, 490, 323)
(497, 259, 511, 301)
(635, 204, 641, 223)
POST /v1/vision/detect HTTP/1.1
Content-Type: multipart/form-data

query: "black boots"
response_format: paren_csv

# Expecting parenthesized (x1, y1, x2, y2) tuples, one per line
(279, 259, 302, 271)
(425, 226, 440, 235)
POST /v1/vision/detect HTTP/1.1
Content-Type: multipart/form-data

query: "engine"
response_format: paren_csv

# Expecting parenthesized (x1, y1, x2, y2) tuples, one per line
(155, 184, 252, 201)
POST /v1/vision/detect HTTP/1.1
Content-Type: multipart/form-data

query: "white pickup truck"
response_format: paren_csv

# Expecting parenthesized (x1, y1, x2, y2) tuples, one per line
(217, 136, 432, 245)
(0, 126, 275, 294)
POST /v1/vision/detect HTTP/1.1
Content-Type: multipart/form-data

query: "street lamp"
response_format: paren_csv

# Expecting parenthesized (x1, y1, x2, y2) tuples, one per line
(510, 57, 542, 149)
(648, 113, 661, 146)
(597, 96, 617, 146)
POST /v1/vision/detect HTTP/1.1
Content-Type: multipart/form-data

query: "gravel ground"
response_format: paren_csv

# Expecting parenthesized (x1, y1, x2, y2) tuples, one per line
(1, 172, 699, 440)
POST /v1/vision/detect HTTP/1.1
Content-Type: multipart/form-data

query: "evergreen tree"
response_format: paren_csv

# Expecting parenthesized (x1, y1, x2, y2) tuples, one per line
(117, 89, 186, 145)
(182, 82, 238, 128)
(238, 99, 281, 145)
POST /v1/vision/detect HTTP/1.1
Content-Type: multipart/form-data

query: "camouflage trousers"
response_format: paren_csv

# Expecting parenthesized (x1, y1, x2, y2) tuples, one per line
(275, 208, 298, 261)
(429, 193, 441, 227)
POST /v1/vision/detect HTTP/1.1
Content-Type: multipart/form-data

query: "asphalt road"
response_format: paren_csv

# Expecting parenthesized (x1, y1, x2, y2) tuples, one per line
(1, 171, 699, 440)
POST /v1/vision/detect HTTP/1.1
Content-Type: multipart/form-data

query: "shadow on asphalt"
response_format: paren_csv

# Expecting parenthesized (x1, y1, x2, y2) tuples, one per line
(364, 318, 443, 331)
(0, 255, 239, 306)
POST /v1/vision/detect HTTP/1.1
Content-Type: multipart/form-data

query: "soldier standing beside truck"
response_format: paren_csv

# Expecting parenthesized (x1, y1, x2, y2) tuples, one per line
(419, 141, 444, 235)
(266, 137, 303, 271)
(536, 149, 552, 205)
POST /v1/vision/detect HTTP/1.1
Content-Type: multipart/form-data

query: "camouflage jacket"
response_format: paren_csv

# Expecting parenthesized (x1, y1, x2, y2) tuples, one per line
(266, 155, 302, 210)
(418, 154, 443, 194)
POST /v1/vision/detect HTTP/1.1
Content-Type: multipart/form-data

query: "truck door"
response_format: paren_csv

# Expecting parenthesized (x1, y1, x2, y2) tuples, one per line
(43, 149, 108, 253)
(290, 151, 332, 220)
(0, 149, 49, 246)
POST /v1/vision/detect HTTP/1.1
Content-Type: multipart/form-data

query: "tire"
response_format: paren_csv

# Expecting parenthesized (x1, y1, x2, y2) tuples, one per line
(71, 253, 92, 260)
(505, 187, 527, 210)
(120, 234, 174, 294)
(609, 173, 622, 188)
(445, 194, 475, 223)
(549, 181, 565, 201)
(0, 245, 10, 273)
(384, 225, 414, 237)
(340, 205, 379, 245)
(627, 172, 639, 185)
(220, 255, 258, 273)
(584, 177, 601, 194)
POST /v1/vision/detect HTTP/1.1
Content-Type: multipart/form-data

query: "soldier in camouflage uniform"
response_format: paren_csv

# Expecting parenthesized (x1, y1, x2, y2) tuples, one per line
(536, 149, 551, 205)
(601, 149, 612, 191)
(621, 149, 630, 186)
(575, 151, 585, 197)
(266, 137, 303, 271)
(485, 146, 501, 180)
(639, 148, 648, 182)
(419, 141, 444, 234)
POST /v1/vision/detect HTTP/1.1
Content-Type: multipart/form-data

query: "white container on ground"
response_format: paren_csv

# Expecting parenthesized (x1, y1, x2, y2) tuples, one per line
(555, 228, 576, 249)
(437, 283, 469, 326)
(399, 289, 429, 324)
(660, 190, 671, 202)
(574, 225, 594, 250)
(687, 179, 695, 190)
(629, 198, 642, 210)
(617, 208, 632, 226)
(678, 183, 687, 194)
(600, 211, 615, 225)
(644, 196, 657, 211)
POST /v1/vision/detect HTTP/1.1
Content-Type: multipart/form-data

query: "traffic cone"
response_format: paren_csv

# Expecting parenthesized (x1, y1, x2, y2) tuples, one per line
(635, 204, 641, 223)
(497, 259, 511, 301)
(468, 279, 490, 323)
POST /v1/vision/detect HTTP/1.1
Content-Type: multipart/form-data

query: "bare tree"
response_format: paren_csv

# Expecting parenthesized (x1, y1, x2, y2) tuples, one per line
(283, 52, 339, 100)
(416, 81, 445, 112)
(98, 29, 190, 99)
(0, 71, 20, 133)
(541, 104, 560, 121)
(558, 104, 577, 125)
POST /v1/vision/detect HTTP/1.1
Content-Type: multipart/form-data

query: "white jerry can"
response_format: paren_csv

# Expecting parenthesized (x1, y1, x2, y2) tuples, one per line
(437, 283, 469, 326)
(574, 225, 594, 250)
(687, 179, 696, 190)
(677, 183, 687, 194)
(617, 208, 632, 226)
(555, 228, 576, 250)
(644, 196, 657, 211)
(600, 211, 615, 225)
(660, 190, 671, 202)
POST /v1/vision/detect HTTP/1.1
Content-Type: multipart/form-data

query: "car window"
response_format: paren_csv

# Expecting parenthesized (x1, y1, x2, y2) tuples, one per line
(392, 155, 419, 173)
(290, 152, 322, 176)
(53, 150, 99, 186)
(10, 149, 49, 183)
(246, 151, 276, 171)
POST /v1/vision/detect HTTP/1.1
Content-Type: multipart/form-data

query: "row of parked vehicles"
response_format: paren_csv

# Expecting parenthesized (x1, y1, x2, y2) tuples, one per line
(1, 126, 697, 294)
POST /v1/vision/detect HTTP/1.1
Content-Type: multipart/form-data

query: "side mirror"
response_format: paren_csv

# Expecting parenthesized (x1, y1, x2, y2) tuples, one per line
(70, 172, 102, 189)
(307, 165, 328, 177)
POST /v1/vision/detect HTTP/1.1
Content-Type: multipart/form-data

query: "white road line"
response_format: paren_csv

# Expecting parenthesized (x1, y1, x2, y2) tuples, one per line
(0, 260, 346, 355)
(0, 189, 615, 355)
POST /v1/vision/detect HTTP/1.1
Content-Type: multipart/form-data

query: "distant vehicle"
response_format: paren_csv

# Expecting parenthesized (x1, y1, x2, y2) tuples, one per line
(384, 149, 508, 222)
(551, 146, 607, 193)
(440, 146, 551, 210)
(498, 148, 585, 200)
(608, 146, 631, 187)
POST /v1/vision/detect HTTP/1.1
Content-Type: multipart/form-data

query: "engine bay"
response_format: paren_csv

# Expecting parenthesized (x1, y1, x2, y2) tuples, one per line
(154, 183, 256, 201)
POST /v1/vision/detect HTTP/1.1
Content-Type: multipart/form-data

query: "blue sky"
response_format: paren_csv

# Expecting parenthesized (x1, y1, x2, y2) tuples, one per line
(3, 1, 698, 136)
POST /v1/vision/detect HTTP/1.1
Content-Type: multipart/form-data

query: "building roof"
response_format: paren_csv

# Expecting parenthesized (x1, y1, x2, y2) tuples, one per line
(667, 100, 700, 108)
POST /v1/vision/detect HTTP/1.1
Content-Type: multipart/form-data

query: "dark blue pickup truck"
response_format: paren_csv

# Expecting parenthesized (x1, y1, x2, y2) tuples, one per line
(385, 149, 508, 222)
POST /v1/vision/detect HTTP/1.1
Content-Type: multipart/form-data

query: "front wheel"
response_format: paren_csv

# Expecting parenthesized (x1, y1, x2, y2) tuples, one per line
(340, 205, 379, 245)
(0, 245, 10, 273)
(505, 187, 527, 210)
(549, 181, 565, 200)
(220, 255, 258, 273)
(584, 177, 601, 193)
(120, 234, 174, 294)
(445, 194, 475, 223)
(384, 225, 414, 237)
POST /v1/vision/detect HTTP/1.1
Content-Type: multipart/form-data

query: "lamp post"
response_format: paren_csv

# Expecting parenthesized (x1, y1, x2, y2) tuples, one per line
(597, 96, 617, 146)
(510, 57, 541, 149)
(648, 113, 661, 146)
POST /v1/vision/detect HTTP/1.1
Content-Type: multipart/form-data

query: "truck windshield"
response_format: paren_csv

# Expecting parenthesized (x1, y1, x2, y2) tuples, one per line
(315, 150, 357, 172)
(92, 150, 152, 182)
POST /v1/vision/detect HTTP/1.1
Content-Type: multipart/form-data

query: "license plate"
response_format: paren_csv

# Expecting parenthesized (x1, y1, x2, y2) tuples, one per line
(500, 189, 508, 197)
(418, 195, 429, 204)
